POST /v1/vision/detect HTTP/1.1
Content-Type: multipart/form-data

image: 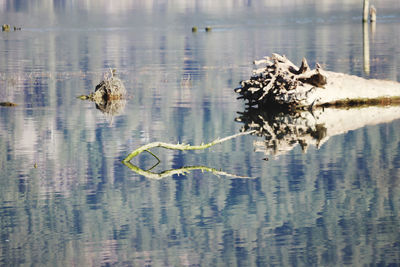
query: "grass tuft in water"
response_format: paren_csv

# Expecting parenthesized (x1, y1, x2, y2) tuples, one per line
(77, 69, 127, 116)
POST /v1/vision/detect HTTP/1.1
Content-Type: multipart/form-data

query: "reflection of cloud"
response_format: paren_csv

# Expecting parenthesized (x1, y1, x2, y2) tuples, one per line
(14, 118, 38, 161)
(236, 105, 400, 156)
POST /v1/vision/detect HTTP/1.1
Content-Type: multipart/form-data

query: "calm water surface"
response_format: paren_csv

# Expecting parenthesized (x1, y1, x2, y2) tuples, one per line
(1, 1, 400, 266)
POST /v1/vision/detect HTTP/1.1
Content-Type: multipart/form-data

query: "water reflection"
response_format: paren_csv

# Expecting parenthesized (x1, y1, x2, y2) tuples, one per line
(1, 0, 400, 266)
(236, 105, 400, 156)
(123, 161, 251, 179)
(122, 131, 254, 179)
(363, 22, 370, 75)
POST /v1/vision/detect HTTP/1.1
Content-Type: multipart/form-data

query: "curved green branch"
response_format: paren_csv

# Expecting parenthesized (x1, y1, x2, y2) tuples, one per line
(123, 130, 255, 163)
(122, 130, 256, 179)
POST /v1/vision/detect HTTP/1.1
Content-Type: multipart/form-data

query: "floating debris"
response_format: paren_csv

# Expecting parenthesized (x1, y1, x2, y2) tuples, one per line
(205, 26, 212, 32)
(0, 102, 18, 107)
(77, 95, 89, 100)
(192, 26, 198, 32)
(2, 24, 10, 32)
(2, 24, 21, 32)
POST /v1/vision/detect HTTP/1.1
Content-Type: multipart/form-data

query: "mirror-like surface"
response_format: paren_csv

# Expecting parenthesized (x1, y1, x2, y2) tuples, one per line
(1, 1, 400, 266)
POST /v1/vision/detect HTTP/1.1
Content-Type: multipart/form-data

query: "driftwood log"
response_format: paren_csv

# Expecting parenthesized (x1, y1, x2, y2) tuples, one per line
(235, 53, 400, 109)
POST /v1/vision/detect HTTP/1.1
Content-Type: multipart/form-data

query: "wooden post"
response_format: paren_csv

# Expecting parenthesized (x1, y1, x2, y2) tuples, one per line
(363, 0, 369, 22)
(363, 22, 370, 75)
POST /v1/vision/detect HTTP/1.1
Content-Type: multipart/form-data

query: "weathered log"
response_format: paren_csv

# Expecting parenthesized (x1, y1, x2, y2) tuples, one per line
(235, 54, 400, 109)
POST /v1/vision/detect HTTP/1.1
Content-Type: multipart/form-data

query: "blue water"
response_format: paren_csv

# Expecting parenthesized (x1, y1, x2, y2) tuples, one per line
(1, 1, 400, 266)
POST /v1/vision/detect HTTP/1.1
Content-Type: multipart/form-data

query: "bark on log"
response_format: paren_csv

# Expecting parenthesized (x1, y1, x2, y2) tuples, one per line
(235, 53, 400, 109)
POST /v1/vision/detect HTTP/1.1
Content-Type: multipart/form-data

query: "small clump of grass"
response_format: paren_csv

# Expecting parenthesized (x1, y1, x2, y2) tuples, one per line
(90, 69, 126, 102)
(77, 69, 126, 117)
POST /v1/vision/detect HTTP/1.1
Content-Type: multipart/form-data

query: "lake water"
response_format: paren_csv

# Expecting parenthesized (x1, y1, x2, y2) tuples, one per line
(1, 1, 400, 266)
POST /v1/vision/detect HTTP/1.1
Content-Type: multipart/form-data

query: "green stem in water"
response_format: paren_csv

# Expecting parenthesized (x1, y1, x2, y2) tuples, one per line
(122, 130, 256, 179)
(122, 130, 255, 163)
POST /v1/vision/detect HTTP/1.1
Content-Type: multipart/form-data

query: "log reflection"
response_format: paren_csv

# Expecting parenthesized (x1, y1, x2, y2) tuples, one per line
(236, 105, 400, 156)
